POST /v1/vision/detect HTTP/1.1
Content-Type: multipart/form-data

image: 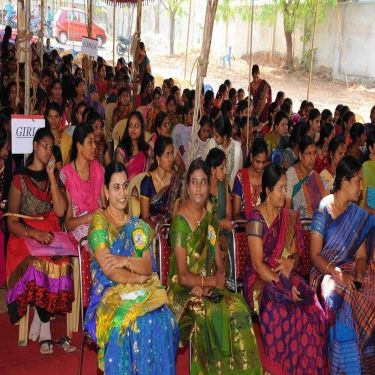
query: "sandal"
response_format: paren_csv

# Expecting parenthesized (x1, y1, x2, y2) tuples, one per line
(55, 336, 76, 353)
(40, 340, 53, 354)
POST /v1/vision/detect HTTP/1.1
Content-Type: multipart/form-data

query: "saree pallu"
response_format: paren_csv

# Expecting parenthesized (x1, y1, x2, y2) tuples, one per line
(6, 210, 74, 323)
(291, 169, 327, 276)
(116, 146, 148, 181)
(84, 213, 178, 375)
(310, 199, 375, 374)
(233, 168, 262, 221)
(140, 173, 181, 225)
(245, 207, 328, 375)
(250, 79, 272, 123)
(0, 220, 5, 287)
(168, 212, 262, 374)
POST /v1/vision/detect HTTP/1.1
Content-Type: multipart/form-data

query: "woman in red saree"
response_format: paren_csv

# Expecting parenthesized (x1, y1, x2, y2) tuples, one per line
(115, 111, 149, 181)
(6, 128, 74, 353)
(250, 64, 272, 123)
(233, 138, 268, 220)
(246, 163, 328, 375)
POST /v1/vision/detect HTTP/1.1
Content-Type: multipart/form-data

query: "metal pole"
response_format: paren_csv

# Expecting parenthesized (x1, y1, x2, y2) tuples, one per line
(245, 0, 254, 158)
(25, 0, 31, 115)
(335, 1, 348, 88)
(113, 0, 116, 69)
(307, 0, 319, 101)
(183, 0, 192, 80)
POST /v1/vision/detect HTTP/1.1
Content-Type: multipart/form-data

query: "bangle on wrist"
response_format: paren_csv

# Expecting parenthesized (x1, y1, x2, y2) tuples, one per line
(25, 225, 29, 238)
(325, 261, 332, 274)
(201, 275, 205, 289)
(50, 185, 58, 190)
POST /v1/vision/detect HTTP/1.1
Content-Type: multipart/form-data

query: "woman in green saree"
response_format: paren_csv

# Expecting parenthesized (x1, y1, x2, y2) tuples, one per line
(167, 159, 262, 374)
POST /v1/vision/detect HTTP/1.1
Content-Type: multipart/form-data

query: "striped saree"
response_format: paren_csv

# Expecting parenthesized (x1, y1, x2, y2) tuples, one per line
(310, 196, 375, 374)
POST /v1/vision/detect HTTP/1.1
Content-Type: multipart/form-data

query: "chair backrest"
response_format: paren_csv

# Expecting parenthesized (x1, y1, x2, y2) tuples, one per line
(156, 224, 171, 287)
(127, 172, 147, 217)
(104, 102, 117, 141)
(300, 219, 312, 278)
(112, 118, 127, 150)
(232, 220, 250, 289)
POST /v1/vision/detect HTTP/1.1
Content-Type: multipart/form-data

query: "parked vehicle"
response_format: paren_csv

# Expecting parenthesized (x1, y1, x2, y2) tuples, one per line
(53, 8, 106, 47)
(116, 35, 132, 56)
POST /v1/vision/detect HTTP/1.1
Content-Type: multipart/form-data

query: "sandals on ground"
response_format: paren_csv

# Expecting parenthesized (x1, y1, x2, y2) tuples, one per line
(54, 336, 76, 353)
(40, 340, 53, 354)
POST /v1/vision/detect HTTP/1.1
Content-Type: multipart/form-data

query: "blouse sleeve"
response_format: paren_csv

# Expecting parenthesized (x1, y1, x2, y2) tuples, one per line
(88, 213, 109, 254)
(232, 173, 243, 197)
(11, 174, 22, 192)
(310, 205, 328, 238)
(246, 209, 263, 238)
(170, 215, 190, 250)
(286, 167, 294, 200)
(140, 174, 152, 199)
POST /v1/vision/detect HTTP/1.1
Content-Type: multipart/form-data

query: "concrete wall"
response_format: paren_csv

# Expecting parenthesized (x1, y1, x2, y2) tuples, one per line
(138, 1, 375, 82)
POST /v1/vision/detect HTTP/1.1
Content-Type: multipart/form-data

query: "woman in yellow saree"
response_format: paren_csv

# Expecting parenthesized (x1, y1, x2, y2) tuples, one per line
(167, 158, 262, 374)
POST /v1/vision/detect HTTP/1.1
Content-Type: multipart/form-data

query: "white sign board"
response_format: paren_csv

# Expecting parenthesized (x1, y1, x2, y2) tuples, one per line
(11, 115, 45, 154)
(81, 36, 99, 59)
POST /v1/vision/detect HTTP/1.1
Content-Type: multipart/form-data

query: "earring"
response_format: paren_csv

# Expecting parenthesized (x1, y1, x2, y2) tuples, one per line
(266, 195, 269, 202)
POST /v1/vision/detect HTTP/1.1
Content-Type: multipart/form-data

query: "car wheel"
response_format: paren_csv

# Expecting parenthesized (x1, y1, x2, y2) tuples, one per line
(59, 32, 68, 44)
(116, 43, 125, 56)
(97, 36, 103, 48)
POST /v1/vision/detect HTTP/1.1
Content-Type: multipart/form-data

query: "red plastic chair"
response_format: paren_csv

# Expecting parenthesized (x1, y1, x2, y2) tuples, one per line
(300, 219, 312, 281)
(231, 220, 250, 292)
(155, 223, 171, 287)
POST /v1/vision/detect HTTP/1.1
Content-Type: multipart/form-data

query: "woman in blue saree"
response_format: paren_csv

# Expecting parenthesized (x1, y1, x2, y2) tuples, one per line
(84, 161, 179, 375)
(310, 155, 375, 374)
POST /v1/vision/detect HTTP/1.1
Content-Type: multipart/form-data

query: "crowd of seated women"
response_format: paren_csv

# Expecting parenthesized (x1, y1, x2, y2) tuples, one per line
(0, 41, 374, 374)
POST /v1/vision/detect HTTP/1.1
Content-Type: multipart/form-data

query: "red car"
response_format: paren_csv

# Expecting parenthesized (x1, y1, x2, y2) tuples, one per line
(53, 8, 106, 47)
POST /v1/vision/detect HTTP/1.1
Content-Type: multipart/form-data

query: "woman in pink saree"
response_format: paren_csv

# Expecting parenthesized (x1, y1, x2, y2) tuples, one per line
(115, 111, 149, 181)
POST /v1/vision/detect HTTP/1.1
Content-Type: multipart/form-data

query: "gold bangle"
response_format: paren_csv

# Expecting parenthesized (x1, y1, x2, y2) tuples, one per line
(25, 225, 29, 238)
(201, 275, 204, 289)
(325, 261, 332, 274)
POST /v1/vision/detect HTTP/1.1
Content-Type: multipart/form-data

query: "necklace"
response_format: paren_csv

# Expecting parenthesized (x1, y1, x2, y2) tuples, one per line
(333, 193, 348, 214)
(264, 202, 279, 227)
(187, 202, 205, 226)
(107, 206, 127, 226)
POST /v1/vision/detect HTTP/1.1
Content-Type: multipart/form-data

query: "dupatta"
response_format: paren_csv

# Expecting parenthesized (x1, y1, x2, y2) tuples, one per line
(85, 215, 167, 352)
(292, 170, 326, 217)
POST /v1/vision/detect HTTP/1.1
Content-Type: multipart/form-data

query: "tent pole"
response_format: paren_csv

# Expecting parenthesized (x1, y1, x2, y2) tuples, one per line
(113, 0, 116, 69)
(307, 0, 319, 101)
(245, 0, 254, 158)
(335, 1, 348, 88)
(40, 0, 44, 69)
(183, 0, 192, 80)
(132, 0, 142, 109)
(188, 0, 218, 166)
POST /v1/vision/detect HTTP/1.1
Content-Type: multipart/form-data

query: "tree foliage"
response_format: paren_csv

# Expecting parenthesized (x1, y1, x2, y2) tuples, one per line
(257, 0, 336, 69)
(161, 0, 187, 55)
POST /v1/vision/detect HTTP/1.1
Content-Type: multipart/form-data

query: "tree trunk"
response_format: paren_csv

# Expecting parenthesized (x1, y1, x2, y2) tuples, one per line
(155, 0, 160, 34)
(225, 22, 228, 50)
(169, 12, 175, 56)
(284, 29, 293, 69)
